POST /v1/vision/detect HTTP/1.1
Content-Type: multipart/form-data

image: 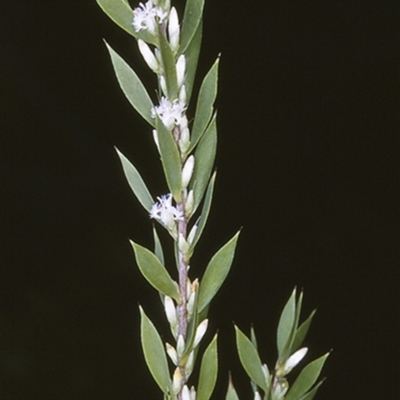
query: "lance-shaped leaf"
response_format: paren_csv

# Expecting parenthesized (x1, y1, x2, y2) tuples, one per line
(184, 20, 203, 103)
(116, 148, 153, 212)
(297, 379, 325, 400)
(106, 42, 155, 126)
(281, 290, 303, 361)
(156, 116, 182, 201)
(131, 241, 180, 302)
(277, 288, 297, 361)
(292, 310, 316, 353)
(234, 326, 268, 392)
(189, 58, 220, 152)
(225, 376, 240, 400)
(285, 353, 330, 400)
(191, 114, 217, 211)
(197, 334, 219, 400)
(190, 171, 216, 248)
(96, 0, 157, 45)
(158, 26, 178, 100)
(198, 231, 240, 312)
(179, 0, 205, 54)
(139, 306, 171, 394)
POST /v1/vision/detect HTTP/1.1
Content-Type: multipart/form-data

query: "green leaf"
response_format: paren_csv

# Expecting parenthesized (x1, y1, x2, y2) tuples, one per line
(96, 0, 158, 45)
(116, 148, 154, 212)
(184, 20, 203, 103)
(139, 306, 171, 394)
(179, 0, 205, 54)
(292, 310, 316, 352)
(297, 379, 325, 400)
(156, 116, 182, 201)
(189, 58, 220, 152)
(250, 325, 258, 350)
(157, 25, 178, 100)
(153, 226, 165, 265)
(225, 376, 240, 400)
(191, 171, 216, 248)
(106, 42, 155, 126)
(234, 326, 267, 392)
(285, 353, 330, 400)
(197, 334, 219, 400)
(131, 241, 180, 302)
(191, 114, 217, 211)
(277, 288, 297, 361)
(198, 231, 240, 312)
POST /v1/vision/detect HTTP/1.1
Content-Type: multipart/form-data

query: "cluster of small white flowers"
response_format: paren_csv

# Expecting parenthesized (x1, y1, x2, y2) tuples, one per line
(132, 1, 168, 34)
(151, 97, 187, 130)
(150, 194, 184, 229)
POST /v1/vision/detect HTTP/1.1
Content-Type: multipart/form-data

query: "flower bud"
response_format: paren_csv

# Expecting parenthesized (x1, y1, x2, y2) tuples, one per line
(254, 391, 262, 400)
(190, 386, 197, 400)
(185, 189, 195, 218)
(172, 367, 183, 394)
(138, 39, 160, 73)
(280, 347, 308, 376)
(187, 220, 197, 245)
(181, 385, 191, 400)
(184, 351, 195, 377)
(159, 75, 168, 96)
(273, 379, 288, 399)
(179, 127, 190, 155)
(166, 343, 178, 365)
(177, 334, 185, 357)
(176, 54, 186, 87)
(193, 319, 208, 348)
(178, 233, 190, 255)
(179, 84, 187, 103)
(152, 129, 160, 151)
(168, 7, 180, 52)
(164, 296, 177, 329)
(182, 155, 195, 189)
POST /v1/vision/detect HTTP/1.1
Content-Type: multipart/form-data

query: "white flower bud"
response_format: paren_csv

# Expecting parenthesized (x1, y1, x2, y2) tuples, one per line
(193, 319, 208, 348)
(262, 363, 270, 382)
(273, 379, 288, 399)
(177, 334, 185, 357)
(179, 127, 190, 155)
(187, 221, 197, 246)
(178, 233, 190, 255)
(179, 84, 187, 103)
(180, 115, 189, 130)
(181, 385, 191, 400)
(152, 129, 160, 151)
(138, 39, 160, 73)
(184, 351, 195, 377)
(185, 190, 195, 219)
(282, 347, 308, 375)
(182, 155, 195, 189)
(164, 296, 177, 328)
(159, 75, 168, 96)
(172, 367, 183, 394)
(190, 386, 197, 400)
(168, 7, 180, 52)
(187, 290, 196, 318)
(176, 54, 186, 87)
(166, 343, 178, 365)
(254, 391, 262, 400)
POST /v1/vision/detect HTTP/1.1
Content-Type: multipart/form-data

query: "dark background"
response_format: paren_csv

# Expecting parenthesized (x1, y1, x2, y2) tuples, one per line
(1, 0, 398, 399)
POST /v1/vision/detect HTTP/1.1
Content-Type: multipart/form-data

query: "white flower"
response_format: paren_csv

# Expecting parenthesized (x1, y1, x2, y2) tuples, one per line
(150, 194, 184, 228)
(132, 1, 167, 34)
(151, 97, 186, 130)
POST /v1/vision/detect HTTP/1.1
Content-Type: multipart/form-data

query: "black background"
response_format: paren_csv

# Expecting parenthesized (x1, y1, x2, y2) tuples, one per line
(1, 1, 398, 399)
